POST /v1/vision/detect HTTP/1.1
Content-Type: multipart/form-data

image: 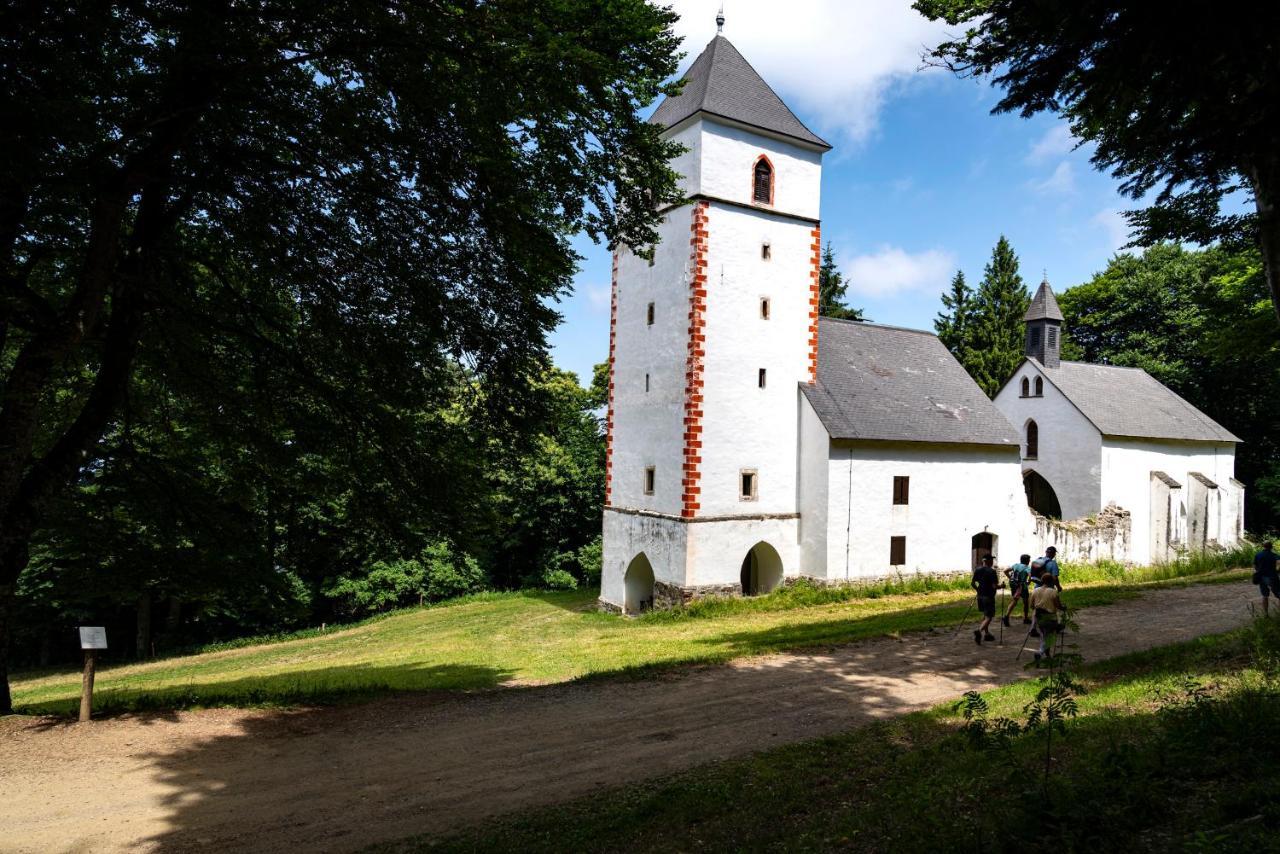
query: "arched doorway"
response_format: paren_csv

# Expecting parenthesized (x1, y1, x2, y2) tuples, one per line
(1023, 470, 1062, 519)
(740, 541, 784, 596)
(623, 553, 655, 615)
(971, 532, 998, 569)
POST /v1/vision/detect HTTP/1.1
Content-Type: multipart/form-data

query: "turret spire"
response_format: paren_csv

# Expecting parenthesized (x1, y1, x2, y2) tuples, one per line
(716, 4, 725, 34)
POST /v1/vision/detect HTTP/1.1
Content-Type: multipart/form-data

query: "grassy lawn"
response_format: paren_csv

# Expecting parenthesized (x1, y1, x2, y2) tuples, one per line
(391, 618, 1280, 853)
(9, 548, 1253, 716)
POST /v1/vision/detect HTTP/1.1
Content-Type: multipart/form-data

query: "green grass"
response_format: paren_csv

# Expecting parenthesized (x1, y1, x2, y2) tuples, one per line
(389, 617, 1280, 853)
(9, 547, 1255, 716)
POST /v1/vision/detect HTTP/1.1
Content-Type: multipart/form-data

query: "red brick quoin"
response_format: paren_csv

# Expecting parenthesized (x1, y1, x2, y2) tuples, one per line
(807, 225, 821, 384)
(603, 248, 620, 506)
(682, 201, 710, 518)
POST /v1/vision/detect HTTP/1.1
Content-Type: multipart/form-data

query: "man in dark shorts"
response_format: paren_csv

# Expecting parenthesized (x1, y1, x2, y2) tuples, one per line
(971, 554, 999, 645)
(1256, 541, 1279, 616)
(1002, 553, 1033, 627)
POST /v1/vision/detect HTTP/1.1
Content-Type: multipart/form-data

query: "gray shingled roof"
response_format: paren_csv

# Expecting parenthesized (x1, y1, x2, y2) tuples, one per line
(1024, 280, 1064, 322)
(1038, 360, 1240, 443)
(802, 319, 1021, 447)
(650, 36, 831, 150)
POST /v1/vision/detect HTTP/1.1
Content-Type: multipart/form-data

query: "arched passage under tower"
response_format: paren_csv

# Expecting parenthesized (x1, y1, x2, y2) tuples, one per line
(623, 553, 655, 615)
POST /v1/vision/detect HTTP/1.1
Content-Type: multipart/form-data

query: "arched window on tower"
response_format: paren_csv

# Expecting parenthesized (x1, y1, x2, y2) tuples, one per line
(753, 157, 773, 204)
(1025, 420, 1039, 460)
(1034, 376, 1044, 396)
(1020, 377, 1030, 397)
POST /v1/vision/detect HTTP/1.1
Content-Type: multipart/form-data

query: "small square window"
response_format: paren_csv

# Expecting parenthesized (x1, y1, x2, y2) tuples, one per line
(758, 368, 767, 389)
(760, 297, 771, 320)
(761, 242, 771, 260)
(890, 536, 907, 566)
(892, 476, 909, 505)
(646, 302, 655, 326)
(643, 466, 655, 495)
(740, 469, 758, 501)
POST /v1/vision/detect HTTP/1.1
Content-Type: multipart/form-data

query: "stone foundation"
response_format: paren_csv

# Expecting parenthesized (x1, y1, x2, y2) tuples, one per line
(653, 580, 742, 609)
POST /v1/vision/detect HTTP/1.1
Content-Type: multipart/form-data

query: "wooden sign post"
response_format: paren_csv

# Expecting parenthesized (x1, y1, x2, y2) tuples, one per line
(77, 627, 107, 722)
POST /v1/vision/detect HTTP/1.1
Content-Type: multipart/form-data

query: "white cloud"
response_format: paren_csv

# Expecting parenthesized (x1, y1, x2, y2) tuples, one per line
(841, 245, 956, 298)
(665, 0, 950, 145)
(1027, 124, 1076, 163)
(1092, 208, 1130, 251)
(584, 283, 612, 314)
(1029, 161, 1075, 195)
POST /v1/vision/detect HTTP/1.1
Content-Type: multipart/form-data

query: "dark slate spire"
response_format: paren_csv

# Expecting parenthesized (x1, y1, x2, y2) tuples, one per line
(1024, 276, 1063, 368)
(1024, 276, 1065, 322)
(650, 36, 831, 150)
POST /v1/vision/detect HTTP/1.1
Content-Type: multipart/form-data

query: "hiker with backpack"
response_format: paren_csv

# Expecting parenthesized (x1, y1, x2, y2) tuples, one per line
(1254, 541, 1279, 616)
(971, 554, 1000, 645)
(1001, 553, 1033, 629)
(1032, 546, 1061, 587)
(1029, 575, 1067, 661)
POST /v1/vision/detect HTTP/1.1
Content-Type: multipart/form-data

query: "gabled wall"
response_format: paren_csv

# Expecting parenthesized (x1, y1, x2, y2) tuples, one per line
(993, 361, 1102, 520)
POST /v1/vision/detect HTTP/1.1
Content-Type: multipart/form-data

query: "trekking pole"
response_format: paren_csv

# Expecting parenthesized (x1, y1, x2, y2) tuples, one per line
(950, 596, 977, 637)
(998, 585, 1005, 646)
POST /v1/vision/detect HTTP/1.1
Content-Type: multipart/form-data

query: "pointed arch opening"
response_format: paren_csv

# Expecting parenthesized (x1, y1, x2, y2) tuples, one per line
(623, 553, 655, 615)
(740, 541, 784, 596)
(1034, 376, 1044, 396)
(1020, 377, 1030, 397)
(1025, 419, 1039, 460)
(752, 155, 774, 205)
(1023, 470, 1062, 519)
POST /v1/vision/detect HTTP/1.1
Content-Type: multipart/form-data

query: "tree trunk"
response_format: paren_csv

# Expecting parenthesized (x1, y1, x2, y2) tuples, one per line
(165, 596, 181, 632)
(135, 591, 151, 659)
(1250, 154, 1280, 324)
(0, 588, 11, 714)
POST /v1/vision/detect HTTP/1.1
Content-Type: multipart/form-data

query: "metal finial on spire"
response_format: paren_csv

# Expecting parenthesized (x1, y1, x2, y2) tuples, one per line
(716, 4, 725, 34)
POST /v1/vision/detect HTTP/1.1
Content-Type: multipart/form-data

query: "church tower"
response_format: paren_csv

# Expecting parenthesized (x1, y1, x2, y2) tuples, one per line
(1024, 277, 1064, 369)
(600, 24, 830, 613)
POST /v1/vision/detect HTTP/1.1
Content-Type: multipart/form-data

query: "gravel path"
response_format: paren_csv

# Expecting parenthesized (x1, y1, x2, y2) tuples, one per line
(0, 581, 1260, 853)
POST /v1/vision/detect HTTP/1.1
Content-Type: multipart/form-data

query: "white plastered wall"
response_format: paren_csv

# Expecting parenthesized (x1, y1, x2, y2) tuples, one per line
(824, 441, 1035, 579)
(797, 391, 830, 577)
(993, 362, 1102, 520)
(694, 118, 823, 219)
(600, 510, 688, 609)
(1100, 437, 1238, 564)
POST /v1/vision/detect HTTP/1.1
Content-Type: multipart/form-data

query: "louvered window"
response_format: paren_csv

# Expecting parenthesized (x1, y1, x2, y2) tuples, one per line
(753, 158, 772, 204)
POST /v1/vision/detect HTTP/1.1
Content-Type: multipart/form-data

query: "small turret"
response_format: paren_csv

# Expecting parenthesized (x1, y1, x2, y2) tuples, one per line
(1024, 276, 1064, 369)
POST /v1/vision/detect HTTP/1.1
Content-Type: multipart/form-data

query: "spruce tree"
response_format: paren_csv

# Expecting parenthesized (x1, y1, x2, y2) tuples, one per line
(969, 236, 1032, 396)
(818, 242, 867, 321)
(934, 270, 975, 359)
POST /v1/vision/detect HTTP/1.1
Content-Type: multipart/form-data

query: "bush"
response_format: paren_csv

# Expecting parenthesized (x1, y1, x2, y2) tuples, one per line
(323, 542, 488, 618)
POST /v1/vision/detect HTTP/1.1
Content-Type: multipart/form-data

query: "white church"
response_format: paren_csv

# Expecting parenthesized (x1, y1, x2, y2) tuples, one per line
(599, 29, 1245, 614)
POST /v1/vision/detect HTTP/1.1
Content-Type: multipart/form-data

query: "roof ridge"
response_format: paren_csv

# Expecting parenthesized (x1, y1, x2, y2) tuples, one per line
(820, 317, 937, 337)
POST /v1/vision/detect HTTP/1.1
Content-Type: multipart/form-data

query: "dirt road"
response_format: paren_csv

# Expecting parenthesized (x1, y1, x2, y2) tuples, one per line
(0, 582, 1261, 853)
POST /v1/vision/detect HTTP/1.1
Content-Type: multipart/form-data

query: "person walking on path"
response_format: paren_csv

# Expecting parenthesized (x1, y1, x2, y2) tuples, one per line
(1030, 578, 1066, 660)
(1002, 553, 1033, 628)
(1254, 541, 1279, 615)
(1033, 546, 1061, 586)
(971, 554, 999, 645)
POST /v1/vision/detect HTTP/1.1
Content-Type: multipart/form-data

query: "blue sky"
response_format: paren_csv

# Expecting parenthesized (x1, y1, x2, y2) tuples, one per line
(548, 1, 1136, 385)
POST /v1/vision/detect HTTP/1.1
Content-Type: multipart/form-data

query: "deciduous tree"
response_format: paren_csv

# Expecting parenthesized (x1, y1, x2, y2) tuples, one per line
(0, 1, 684, 712)
(914, 0, 1280, 323)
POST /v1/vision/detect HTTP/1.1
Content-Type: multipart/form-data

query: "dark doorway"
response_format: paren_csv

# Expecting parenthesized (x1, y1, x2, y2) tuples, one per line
(971, 532, 997, 570)
(1024, 470, 1063, 518)
(739, 542, 783, 596)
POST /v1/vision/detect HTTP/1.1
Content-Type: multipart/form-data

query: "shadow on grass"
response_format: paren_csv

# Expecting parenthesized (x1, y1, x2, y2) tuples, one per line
(15, 661, 516, 717)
